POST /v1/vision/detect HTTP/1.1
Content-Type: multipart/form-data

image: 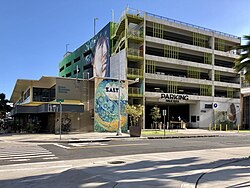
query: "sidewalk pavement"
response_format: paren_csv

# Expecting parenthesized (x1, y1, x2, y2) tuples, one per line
(0, 129, 246, 143)
(0, 145, 249, 187)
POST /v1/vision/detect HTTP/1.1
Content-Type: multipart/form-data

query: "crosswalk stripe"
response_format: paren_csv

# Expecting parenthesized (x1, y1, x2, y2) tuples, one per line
(0, 151, 53, 157)
(0, 144, 55, 161)
(10, 159, 31, 162)
(0, 154, 55, 160)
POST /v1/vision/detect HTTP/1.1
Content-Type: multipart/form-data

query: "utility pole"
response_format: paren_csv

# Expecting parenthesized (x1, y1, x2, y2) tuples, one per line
(94, 18, 99, 36)
(117, 46, 122, 136)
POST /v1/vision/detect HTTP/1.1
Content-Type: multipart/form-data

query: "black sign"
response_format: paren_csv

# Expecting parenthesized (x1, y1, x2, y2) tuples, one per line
(161, 93, 189, 103)
(106, 87, 119, 93)
(58, 86, 70, 94)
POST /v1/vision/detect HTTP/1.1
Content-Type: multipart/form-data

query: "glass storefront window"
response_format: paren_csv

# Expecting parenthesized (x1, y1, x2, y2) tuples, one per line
(33, 86, 55, 102)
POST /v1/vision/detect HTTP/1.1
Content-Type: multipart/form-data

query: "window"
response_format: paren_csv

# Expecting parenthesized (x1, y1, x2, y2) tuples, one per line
(59, 66, 64, 72)
(24, 88, 30, 100)
(74, 68, 80, 75)
(83, 64, 92, 70)
(191, 116, 196, 122)
(33, 86, 55, 102)
(74, 56, 80, 63)
(196, 116, 200, 121)
(66, 61, 71, 67)
(66, 72, 72, 77)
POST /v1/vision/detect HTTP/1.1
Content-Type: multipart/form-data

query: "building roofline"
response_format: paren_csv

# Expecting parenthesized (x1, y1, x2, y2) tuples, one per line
(122, 6, 240, 39)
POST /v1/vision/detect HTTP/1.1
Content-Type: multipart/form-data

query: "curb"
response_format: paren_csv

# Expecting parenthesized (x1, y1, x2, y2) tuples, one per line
(195, 157, 250, 187)
(147, 134, 220, 139)
(21, 138, 112, 143)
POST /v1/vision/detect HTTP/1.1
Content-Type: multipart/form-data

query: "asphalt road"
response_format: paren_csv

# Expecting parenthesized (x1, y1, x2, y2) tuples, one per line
(1, 134, 250, 166)
(1, 134, 250, 188)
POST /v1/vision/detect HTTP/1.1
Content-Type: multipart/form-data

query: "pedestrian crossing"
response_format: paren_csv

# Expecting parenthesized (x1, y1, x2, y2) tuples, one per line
(0, 143, 57, 162)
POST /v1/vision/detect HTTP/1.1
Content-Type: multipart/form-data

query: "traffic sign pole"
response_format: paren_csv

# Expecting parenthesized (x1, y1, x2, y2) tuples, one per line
(59, 102, 62, 140)
(163, 109, 166, 137)
(56, 99, 64, 140)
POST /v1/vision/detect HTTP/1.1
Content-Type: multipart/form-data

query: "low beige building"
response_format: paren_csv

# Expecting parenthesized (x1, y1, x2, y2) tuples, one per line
(10, 76, 94, 133)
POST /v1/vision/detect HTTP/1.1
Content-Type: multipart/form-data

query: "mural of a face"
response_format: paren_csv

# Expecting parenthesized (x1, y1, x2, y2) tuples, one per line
(228, 103, 236, 123)
(93, 37, 109, 77)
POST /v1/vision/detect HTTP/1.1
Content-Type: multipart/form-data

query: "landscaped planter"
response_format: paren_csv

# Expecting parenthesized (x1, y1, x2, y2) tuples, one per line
(129, 126, 141, 137)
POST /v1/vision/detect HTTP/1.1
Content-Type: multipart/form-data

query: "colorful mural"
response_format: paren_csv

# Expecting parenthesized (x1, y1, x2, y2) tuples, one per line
(84, 23, 111, 78)
(59, 23, 111, 78)
(94, 78, 128, 132)
(214, 103, 240, 129)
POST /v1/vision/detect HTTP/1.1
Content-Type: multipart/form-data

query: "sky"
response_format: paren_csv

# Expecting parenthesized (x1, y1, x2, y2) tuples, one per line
(1, 0, 250, 100)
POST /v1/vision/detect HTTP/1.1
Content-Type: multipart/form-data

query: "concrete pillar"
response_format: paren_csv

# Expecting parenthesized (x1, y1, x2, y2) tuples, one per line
(142, 13, 146, 129)
(211, 33, 215, 97)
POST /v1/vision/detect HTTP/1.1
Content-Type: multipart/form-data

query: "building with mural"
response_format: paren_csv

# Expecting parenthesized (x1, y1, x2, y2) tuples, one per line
(58, 7, 241, 131)
(10, 7, 243, 133)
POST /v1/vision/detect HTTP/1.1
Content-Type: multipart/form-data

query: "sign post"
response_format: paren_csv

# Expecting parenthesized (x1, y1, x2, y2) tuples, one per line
(56, 99, 64, 140)
(163, 109, 167, 137)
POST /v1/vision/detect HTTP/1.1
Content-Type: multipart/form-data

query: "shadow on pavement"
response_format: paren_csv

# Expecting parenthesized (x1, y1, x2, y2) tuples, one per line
(0, 157, 250, 188)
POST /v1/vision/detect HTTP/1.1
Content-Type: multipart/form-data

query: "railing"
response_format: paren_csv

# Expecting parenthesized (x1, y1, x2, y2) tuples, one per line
(127, 68, 143, 78)
(128, 87, 142, 97)
(146, 13, 240, 39)
(112, 7, 144, 37)
(112, 30, 125, 53)
(127, 28, 144, 40)
(124, 7, 144, 18)
(112, 14, 126, 37)
(242, 82, 250, 88)
(127, 48, 144, 58)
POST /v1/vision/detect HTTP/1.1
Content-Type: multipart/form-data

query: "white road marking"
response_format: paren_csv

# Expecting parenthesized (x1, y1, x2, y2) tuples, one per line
(42, 157, 59, 160)
(0, 151, 52, 157)
(0, 154, 55, 160)
(0, 144, 56, 162)
(53, 143, 71, 149)
(10, 159, 30, 162)
(0, 164, 73, 172)
(69, 142, 108, 147)
(21, 175, 54, 182)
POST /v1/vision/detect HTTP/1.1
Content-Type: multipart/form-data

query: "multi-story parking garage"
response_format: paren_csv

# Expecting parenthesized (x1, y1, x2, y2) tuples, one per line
(58, 7, 241, 131)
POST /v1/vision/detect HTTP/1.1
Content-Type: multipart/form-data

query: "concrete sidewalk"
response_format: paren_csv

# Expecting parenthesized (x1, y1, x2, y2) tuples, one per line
(0, 146, 249, 187)
(0, 129, 245, 143)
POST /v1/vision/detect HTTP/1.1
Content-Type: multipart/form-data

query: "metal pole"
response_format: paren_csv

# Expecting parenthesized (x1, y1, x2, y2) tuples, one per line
(117, 46, 122, 136)
(94, 18, 98, 36)
(66, 44, 69, 54)
(59, 102, 62, 140)
(87, 72, 90, 111)
(94, 18, 95, 36)
(164, 114, 166, 137)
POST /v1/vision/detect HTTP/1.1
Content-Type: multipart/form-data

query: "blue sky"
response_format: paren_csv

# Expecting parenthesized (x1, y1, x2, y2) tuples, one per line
(1, 0, 250, 99)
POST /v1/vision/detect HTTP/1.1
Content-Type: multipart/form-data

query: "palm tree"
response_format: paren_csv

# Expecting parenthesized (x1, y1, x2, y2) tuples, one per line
(233, 35, 250, 81)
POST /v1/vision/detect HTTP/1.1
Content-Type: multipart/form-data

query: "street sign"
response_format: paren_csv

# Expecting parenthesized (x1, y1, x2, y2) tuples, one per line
(213, 102, 218, 109)
(163, 109, 167, 116)
(162, 109, 167, 137)
(56, 99, 64, 102)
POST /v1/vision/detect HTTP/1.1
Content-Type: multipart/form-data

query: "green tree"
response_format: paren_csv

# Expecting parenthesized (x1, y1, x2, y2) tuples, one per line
(233, 35, 250, 80)
(125, 104, 144, 127)
(150, 106, 161, 123)
(0, 93, 12, 118)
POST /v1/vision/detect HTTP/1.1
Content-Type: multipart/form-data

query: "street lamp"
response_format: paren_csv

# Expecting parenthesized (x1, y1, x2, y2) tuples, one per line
(94, 18, 99, 36)
(66, 44, 70, 54)
(117, 46, 122, 136)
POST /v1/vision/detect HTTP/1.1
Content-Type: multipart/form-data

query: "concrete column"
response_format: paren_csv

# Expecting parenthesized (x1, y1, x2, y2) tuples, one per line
(142, 12, 146, 129)
(30, 85, 33, 102)
(211, 33, 215, 97)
